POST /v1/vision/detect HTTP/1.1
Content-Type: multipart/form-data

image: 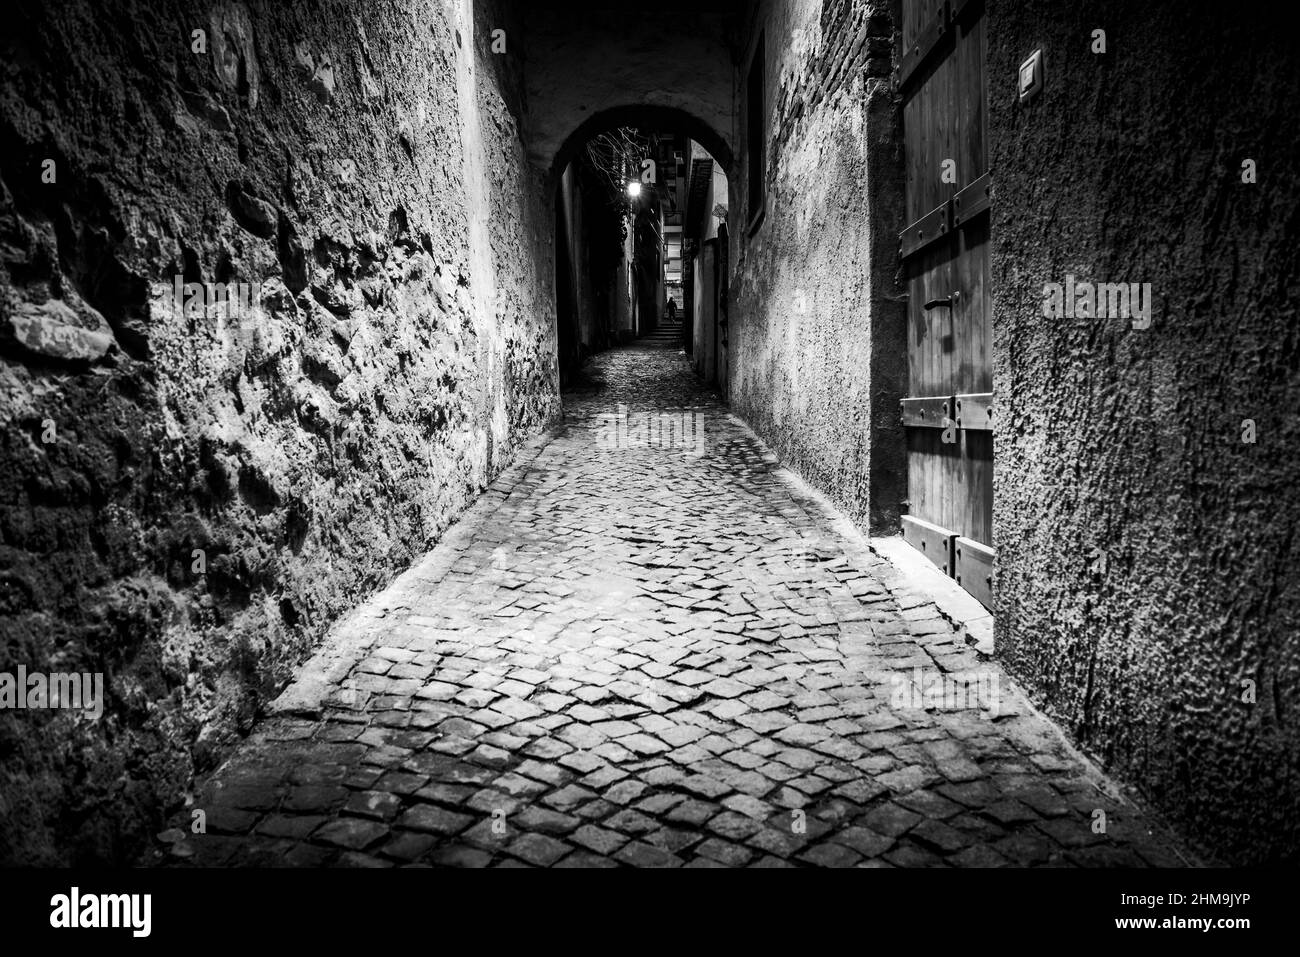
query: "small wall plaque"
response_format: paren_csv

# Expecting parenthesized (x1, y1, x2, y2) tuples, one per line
(1019, 49, 1043, 102)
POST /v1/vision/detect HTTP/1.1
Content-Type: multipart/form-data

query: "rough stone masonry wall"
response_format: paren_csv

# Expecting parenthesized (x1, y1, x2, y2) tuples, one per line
(987, 0, 1300, 864)
(729, 0, 906, 535)
(0, 0, 559, 864)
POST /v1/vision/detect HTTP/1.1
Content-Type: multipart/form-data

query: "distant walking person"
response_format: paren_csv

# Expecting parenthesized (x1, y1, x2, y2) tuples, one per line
(667, 299, 677, 321)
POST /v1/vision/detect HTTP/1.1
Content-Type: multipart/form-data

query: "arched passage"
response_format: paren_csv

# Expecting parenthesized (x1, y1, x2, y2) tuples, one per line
(549, 112, 731, 386)
(549, 105, 733, 185)
(518, 1, 738, 387)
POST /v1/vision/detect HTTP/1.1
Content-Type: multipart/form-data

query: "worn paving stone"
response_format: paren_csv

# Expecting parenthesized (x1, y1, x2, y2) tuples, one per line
(256, 814, 326, 841)
(397, 805, 474, 836)
(512, 806, 582, 835)
(695, 837, 754, 866)
(646, 826, 702, 855)
(722, 794, 773, 820)
(707, 811, 764, 841)
(313, 819, 389, 851)
(615, 841, 683, 868)
(832, 826, 895, 858)
(344, 791, 402, 820)
(157, 348, 1192, 869)
(800, 842, 862, 868)
(430, 845, 494, 868)
(570, 824, 629, 855)
(556, 851, 620, 868)
(202, 807, 260, 834)
(507, 833, 571, 866)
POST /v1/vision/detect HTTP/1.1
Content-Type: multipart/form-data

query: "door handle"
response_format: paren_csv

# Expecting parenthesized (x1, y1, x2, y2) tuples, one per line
(924, 291, 961, 310)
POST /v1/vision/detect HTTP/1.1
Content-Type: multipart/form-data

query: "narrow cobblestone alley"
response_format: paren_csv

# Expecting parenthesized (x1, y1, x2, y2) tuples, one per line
(154, 348, 1192, 868)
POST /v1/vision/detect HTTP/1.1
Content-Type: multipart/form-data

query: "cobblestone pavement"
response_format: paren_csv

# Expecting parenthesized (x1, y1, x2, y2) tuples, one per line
(153, 347, 1194, 867)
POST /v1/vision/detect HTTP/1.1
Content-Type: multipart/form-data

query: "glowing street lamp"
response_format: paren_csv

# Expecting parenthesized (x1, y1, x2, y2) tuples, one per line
(626, 180, 642, 199)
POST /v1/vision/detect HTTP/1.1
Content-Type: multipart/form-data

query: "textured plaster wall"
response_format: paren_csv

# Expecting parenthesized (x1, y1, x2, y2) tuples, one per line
(730, 0, 906, 533)
(988, 0, 1300, 864)
(0, 0, 559, 864)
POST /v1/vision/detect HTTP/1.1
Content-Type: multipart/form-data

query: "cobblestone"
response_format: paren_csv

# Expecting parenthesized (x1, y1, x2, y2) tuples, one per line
(153, 348, 1193, 868)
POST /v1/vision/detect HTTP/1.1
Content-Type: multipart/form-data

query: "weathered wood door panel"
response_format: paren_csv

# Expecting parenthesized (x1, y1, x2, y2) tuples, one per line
(896, 0, 993, 606)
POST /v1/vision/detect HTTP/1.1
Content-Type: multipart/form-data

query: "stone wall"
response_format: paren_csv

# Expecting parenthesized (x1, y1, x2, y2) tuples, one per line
(0, 0, 559, 864)
(729, 0, 906, 533)
(987, 0, 1300, 864)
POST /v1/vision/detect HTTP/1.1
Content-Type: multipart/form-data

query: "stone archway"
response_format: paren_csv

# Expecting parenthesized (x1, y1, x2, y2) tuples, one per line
(520, 0, 738, 178)
(548, 107, 731, 383)
(549, 104, 733, 184)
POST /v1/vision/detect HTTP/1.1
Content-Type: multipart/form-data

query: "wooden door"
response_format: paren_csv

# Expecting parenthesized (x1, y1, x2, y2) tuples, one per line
(895, 0, 994, 608)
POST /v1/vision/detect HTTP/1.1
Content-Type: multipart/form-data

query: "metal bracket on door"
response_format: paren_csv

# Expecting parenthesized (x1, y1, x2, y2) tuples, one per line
(899, 200, 952, 260)
(892, 1, 953, 94)
(924, 291, 961, 310)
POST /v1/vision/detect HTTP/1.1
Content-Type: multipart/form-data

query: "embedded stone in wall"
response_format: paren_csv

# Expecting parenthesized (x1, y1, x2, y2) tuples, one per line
(209, 2, 260, 108)
(4, 296, 116, 363)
